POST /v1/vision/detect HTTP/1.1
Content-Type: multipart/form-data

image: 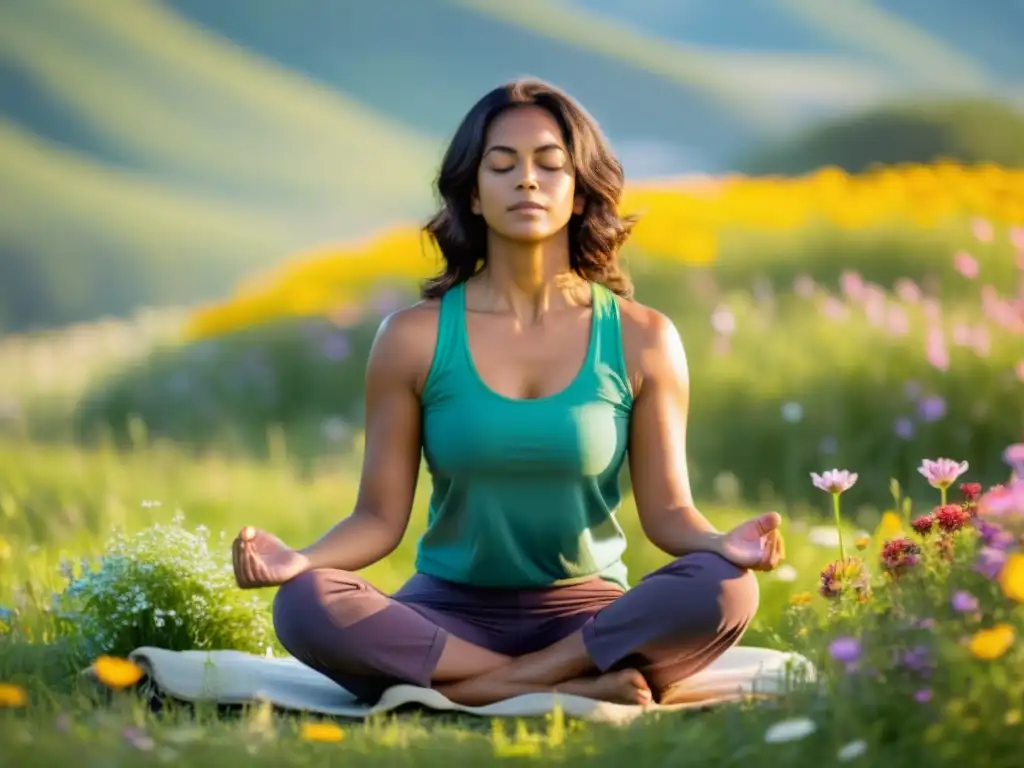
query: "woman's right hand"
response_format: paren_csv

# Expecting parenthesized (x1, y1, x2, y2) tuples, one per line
(231, 527, 310, 589)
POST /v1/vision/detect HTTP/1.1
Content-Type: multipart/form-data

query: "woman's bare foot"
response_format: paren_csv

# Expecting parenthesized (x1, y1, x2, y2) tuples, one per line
(556, 669, 653, 705)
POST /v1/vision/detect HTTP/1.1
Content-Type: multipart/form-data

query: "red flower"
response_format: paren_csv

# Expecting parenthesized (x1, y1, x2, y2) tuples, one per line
(960, 483, 982, 502)
(911, 515, 935, 535)
(881, 537, 921, 574)
(935, 504, 971, 533)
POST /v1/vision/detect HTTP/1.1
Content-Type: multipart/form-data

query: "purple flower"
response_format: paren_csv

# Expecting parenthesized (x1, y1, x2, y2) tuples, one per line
(894, 417, 915, 440)
(974, 546, 1009, 579)
(977, 521, 1016, 550)
(828, 636, 861, 669)
(901, 645, 933, 674)
(951, 590, 979, 613)
(917, 395, 947, 423)
(322, 332, 350, 361)
(914, 688, 933, 704)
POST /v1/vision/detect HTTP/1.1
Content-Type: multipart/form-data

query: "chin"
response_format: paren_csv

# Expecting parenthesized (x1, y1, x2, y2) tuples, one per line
(496, 219, 565, 243)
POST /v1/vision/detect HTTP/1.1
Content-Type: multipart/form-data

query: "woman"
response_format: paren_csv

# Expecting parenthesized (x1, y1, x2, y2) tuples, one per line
(232, 78, 785, 707)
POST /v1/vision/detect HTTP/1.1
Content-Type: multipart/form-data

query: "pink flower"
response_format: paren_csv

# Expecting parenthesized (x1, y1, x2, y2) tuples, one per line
(1004, 444, 1024, 476)
(895, 278, 922, 303)
(918, 458, 969, 490)
(972, 218, 994, 243)
(811, 469, 859, 494)
(978, 482, 1024, 519)
(925, 327, 949, 371)
(954, 251, 979, 279)
(1010, 225, 1024, 251)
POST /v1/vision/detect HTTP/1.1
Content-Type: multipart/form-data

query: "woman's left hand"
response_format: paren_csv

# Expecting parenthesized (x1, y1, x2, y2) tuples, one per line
(717, 512, 785, 571)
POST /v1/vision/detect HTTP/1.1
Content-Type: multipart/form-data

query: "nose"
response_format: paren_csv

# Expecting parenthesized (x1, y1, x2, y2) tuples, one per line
(515, 162, 539, 191)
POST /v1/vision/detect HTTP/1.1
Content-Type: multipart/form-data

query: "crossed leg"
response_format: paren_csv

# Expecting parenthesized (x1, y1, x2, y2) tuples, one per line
(273, 552, 758, 706)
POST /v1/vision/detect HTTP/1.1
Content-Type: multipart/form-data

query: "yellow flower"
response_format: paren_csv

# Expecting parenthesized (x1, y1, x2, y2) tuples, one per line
(300, 721, 345, 743)
(854, 536, 871, 551)
(967, 624, 1016, 661)
(998, 553, 1024, 603)
(0, 683, 27, 708)
(93, 655, 145, 689)
(788, 591, 813, 607)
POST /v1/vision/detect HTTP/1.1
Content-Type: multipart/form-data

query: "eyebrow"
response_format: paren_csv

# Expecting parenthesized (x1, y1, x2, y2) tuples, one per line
(483, 143, 566, 157)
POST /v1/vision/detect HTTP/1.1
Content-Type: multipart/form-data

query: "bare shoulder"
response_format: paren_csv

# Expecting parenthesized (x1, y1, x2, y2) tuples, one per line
(616, 298, 688, 394)
(368, 299, 441, 391)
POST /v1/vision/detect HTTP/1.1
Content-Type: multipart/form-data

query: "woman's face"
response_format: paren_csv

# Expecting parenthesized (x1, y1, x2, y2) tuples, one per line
(472, 105, 584, 243)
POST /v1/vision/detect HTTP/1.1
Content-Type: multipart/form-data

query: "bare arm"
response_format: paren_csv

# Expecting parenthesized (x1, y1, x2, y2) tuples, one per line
(623, 306, 725, 558)
(298, 306, 435, 571)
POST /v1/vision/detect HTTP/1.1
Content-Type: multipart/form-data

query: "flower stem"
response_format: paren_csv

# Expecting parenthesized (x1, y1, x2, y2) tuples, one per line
(832, 492, 846, 562)
(940, 486, 947, 506)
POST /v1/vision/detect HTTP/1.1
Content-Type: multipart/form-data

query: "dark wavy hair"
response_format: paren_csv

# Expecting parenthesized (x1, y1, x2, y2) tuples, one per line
(421, 78, 637, 300)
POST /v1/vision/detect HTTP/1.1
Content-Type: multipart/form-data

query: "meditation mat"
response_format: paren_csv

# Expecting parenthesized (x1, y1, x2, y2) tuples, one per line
(85, 645, 815, 725)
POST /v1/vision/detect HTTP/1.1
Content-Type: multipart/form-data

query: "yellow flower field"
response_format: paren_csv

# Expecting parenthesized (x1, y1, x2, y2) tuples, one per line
(184, 162, 1024, 340)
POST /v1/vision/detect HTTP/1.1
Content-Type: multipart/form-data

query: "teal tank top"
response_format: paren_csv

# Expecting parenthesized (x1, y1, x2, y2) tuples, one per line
(416, 280, 634, 590)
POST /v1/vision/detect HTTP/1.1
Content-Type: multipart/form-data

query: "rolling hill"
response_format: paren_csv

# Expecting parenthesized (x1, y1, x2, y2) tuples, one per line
(0, 0, 1020, 331)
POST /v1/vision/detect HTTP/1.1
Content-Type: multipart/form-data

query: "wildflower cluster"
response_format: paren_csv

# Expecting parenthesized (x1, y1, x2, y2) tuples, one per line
(53, 511, 273, 662)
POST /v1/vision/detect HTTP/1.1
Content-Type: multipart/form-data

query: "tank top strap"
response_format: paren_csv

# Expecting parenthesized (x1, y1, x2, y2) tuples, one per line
(422, 282, 470, 405)
(589, 282, 634, 406)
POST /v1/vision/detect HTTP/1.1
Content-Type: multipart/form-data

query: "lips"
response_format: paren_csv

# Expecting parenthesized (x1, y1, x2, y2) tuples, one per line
(508, 202, 547, 212)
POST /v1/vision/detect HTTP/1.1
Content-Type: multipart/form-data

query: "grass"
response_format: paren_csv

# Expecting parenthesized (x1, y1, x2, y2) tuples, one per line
(1, 436, 1022, 766)
(0, 436, 850, 764)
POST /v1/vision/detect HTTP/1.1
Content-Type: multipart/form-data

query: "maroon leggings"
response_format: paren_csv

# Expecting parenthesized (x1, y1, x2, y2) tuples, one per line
(273, 551, 759, 703)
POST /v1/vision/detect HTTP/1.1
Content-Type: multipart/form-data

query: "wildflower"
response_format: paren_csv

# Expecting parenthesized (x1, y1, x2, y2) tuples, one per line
(978, 482, 1024, 532)
(967, 624, 1015, 660)
(971, 218, 994, 242)
(998, 553, 1024, 603)
(1004, 444, 1024, 477)
(837, 739, 868, 761)
(764, 717, 816, 744)
(977, 521, 1015, 550)
(809, 526, 843, 548)
(914, 688, 933, 703)
(788, 591, 813, 607)
(953, 250, 979, 279)
(854, 535, 870, 550)
(774, 564, 798, 582)
(935, 504, 971, 533)
(918, 458, 969, 505)
(781, 402, 803, 423)
(300, 721, 345, 743)
(124, 726, 155, 752)
(820, 558, 868, 599)
(0, 683, 27, 708)
(881, 537, 921, 575)
(893, 417, 915, 440)
(811, 469, 858, 560)
(918, 394, 948, 421)
(974, 546, 1009, 579)
(910, 515, 935, 536)
(828, 636, 861, 670)
(93, 656, 145, 690)
(960, 483, 982, 502)
(901, 645, 933, 674)
(951, 590, 979, 613)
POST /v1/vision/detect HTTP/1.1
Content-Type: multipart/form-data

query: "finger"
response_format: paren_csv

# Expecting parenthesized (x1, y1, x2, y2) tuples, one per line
(242, 541, 260, 587)
(232, 537, 244, 586)
(241, 526, 254, 543)
(754, 512, 781, 536)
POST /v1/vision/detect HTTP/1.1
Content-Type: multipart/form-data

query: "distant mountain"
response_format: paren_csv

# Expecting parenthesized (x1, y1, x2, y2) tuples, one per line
(0, 0, 1020, 331)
